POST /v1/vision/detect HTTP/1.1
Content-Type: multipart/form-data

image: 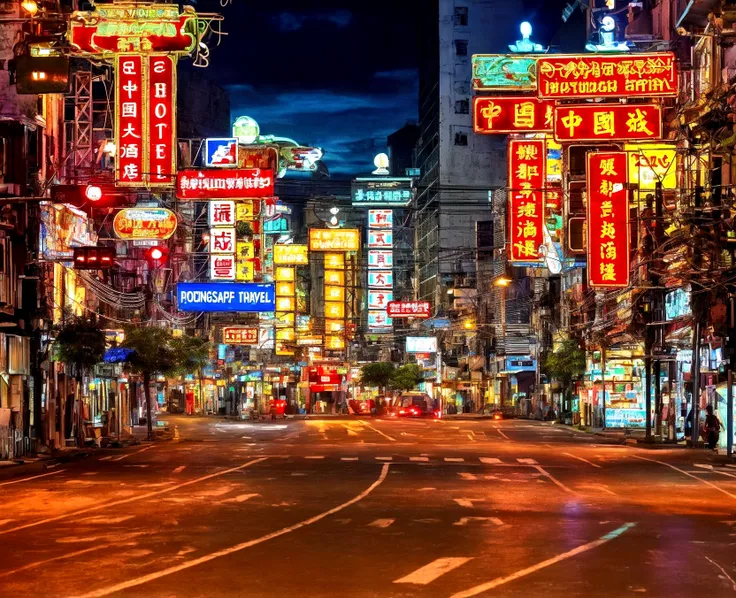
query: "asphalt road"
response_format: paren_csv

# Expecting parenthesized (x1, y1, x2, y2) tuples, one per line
(1, 415, 736, 598)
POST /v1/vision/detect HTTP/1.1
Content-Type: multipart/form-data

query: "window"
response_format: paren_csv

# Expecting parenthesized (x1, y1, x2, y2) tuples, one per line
(454, 99, 469, 114)
(454, 40, 468, 56)
(454, 131, 468, 146)
(454, 6, 468, 26)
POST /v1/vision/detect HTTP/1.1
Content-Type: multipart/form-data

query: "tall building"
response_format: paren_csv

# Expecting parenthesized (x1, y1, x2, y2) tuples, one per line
(415, 0, 515, 307)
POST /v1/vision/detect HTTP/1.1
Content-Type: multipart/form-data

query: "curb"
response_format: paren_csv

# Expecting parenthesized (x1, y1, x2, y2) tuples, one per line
(0, 450, 91, 482)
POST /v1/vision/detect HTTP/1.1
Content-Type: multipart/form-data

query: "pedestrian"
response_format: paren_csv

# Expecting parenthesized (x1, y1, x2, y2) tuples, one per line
(704, 405, 724, 451)
(684, 409, 693, 440)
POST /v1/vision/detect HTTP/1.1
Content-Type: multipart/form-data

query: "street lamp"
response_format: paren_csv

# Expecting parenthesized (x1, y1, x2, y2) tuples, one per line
(21, 0, 38, 16)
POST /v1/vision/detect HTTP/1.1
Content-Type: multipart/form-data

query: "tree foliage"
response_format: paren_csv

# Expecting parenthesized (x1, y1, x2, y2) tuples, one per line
(169, 335, 210, 378)
(121, 326, 178, 377)
(543, 339, 586, 390)
(360, 362, 395, 390)
(390, 364, 423, 391)
(54, 315, 106, 380)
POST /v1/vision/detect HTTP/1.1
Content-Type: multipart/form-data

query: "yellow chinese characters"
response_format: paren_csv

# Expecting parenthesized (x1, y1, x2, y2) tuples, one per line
(626, 108, 654, 136)
(593, 111, 615, 136)
(600, 221, 616, 239)
(599, 159, 617, 177)
(561, 110, 582, 137)
(481, 102, 502, 128)
(513, 102, 535, 129)
(599, 262, 616, 281)
(516, 144, 538, 161)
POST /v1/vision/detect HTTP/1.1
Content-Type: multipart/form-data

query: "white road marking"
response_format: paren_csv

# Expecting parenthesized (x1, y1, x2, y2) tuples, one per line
(123, 464, 149, 468)
(341, 457, 359, 461)
(0, 457, 268, 536)
(394, 557, 473, 585)
(578, 484, 617, 496)
(360, 420, 397, 442)
(82, 472, 98, 476)
(479, 457, 502, 464)
(376, 456, 393, 461)
(226, 493, 259, 503)
(534, 465, 576, 494)
(517, 458, 538, 465)
(80, 515, 135, 525)
(172, 466, 186, 474)
(467, 434, 475, 441)
(304, 456, 325, 460)
(419, 487, 436, 491)
(0, 469, 62, 487)
(563, 452, 602, 469)
(705, 556, 736, 592)
(0, 519, 13, 526)
(453, 517, 503, 526)
(632, 456, 736, 502)
(111, 445, 155, 462)
(454, 498, 481, 508)
(445, 457, 465, 463)
(98, 456, 113, 461)
(694, 463, 714, 470)
(368, 518, 395, 528)
(74, 464, 391, 598)
(450, 523, 636, 597)
(459, 472, 478, 481)
(497, 429, 511, 440)
(410, 456, 429, 462)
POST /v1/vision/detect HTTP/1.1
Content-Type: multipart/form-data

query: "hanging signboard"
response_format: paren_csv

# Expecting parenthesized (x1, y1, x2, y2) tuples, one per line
(176, 169, 274, 200)
(309, 229, 360, 252)
(387, 301, 431, 319)
(238, 145, 279, 171)
(367, 230, 393, 248)
(471, 55, 537, 91)
(113, 208, 177, 240)
(368, 290, 393, 310)
(351, 178, 414, 206)
(147, 54, 176, 186)
(209, 201, 236, 227)
(222, 327, 259, 345)
(368, 311, 393, 330)
(367, 270, 393, 289)
(537, 53, 677, 99)
(209, 228, 236, 254)
(553, 104, 662, 142)
(624, 143, 677, 190)
(508, 139, 545, 263)
(273, 244, 308, 265)
(586, 152, 630, 288)
(368, 210, 393, 228)
(368, 250, 393, 269)
(115, 54, 145, 186)
(210, 255, 236, 280)
(176, 283, 275, 312)
(205, 138, 238, 167)
(473, 97, 553, 134)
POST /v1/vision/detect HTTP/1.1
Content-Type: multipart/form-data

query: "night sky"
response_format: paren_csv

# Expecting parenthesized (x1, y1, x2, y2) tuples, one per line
(198, 0, 570, 177)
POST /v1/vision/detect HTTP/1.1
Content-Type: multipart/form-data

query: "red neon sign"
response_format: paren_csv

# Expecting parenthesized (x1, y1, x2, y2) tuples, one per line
(115, 54, 144, 186)
(222, 327, 259, 345)
(554, 104, 662, 142)
(176, 169, 275, 199)
(473, 97, 553, 134)
(537, 53, 677, 99)
(508, 139, 545, 263)
(387, 301, 431, 319)
(587, 152, 630, 288)
(147, 54, 176, 186)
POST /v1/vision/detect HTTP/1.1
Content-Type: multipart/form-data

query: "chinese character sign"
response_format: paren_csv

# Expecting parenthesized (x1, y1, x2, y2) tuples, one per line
(553, 104, 662, 142)
(367, 230, 393, 248)
(473, 97, 553, 134)
(508, 139, 545, 263)
(147, 54, 176, 186)
(368, 250, 393, 269)
(113, 208, 177, 240)
(222, 327, 258, 345)
(116, 54, 144, 186)
(309, 229, 360, 252)
(176, 169, 274, 200)
(368, 210, 393, 228)
(209, 201, 236, 227)
(587, 152, 630, 288)
(537, 53, 677, 99)
(471, 55, 537, 91)
(387, 301, 431, 319)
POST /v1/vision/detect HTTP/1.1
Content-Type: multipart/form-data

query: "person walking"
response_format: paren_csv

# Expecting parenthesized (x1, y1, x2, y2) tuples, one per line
(704, 405, 724, 451)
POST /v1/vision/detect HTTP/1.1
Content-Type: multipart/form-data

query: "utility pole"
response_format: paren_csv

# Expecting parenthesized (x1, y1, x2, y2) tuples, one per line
(728, 293, 734, 457)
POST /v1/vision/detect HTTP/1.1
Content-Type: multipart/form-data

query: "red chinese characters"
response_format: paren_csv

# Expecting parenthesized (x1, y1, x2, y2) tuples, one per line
(387, 301, 431, 319)
(210, 255, 236, 280)
(116, 55, 144, 186)
(176, 169, 275, 199)
(508, 139, 545, 263)
(553, 104, 662, 142)
(587, 152, 630, 288)
(537, 53, 677, 99)
(222, 327, 259, 345)
(147, 55, 176, 186)
(473, 97, 554, 134)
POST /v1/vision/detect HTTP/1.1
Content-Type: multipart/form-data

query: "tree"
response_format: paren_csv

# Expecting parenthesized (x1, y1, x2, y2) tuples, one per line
(360, 362, 395, 394)
(170, 335, 210, 413)
(543, 339, 586, 413)
(390, 364, 423, 391)
(121, 326, 177, 440)
(54, 315, 106, 444)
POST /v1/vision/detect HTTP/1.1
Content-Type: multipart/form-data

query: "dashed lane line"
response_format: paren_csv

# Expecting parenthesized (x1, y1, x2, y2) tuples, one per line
(0, 469, 63, 487)
(359, 420, 397, 442)
(449, 523, 637, 598)
(376, 456, 393, 461)
(394, 557, 473, 585)
(304, 456, 325, 460)
(410, 457, 429, 462)
(533, 465, 576, 494)
(479, 457, 502, 464)
(563, 452, 602, 469)
(368, 518, 395, 528)
(453, 517, 503, 527)
(517, 458, 538, 465)
(341, 457, 359, 461)
(632, 455, 736, 502)
(172, 466, 186, 474)
(111, 444, 156, 462)
(445, 458, 465, 463)
(497, 429, 511, 441)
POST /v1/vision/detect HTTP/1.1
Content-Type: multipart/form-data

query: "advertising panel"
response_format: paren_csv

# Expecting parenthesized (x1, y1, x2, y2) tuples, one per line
(205, 138, 238, 167)
(209, 228, 236, 254)
(508, 139, 545, 263)
(367, 271, 393, 288)
(387, 301, 431, 319)
(147, 54, 176, 186)
(115, 54, 144, 186)
(605, 408, 647, 428)
(113, 208, 177, 240)
(473, 97, 553, 134)
(210, 255, 236, 280)
(406, 337, 438, 353)
(586, 152, 630, 288)
(471, 55, 537, 91)
(273, 244, 308, 265)
(367, 290, 393, 310)
(368, 210, 393, 228)
(351, 178, 414, 206)
(553, 104, 662, 142)
(222, 327, 259, 345)
(367, 311, 393, 330)
(367, 250, 393, 269)
(367, 230, 393, 248)
(625, 143, 677, 190)
(537, 53, 677, 99)
(176, 283, 275, 312)
(176, 169, 274, 199)
(308, 229, 360, 252)
(209, 201, 236, 227)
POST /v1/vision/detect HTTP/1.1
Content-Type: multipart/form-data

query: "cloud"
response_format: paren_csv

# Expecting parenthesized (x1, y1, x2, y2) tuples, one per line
(273, 10, 352, 32)
(373, 69, 419, 81)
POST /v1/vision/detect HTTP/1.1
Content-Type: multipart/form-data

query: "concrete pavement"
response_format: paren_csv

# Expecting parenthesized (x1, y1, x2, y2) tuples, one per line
(0, 415, 735, 597)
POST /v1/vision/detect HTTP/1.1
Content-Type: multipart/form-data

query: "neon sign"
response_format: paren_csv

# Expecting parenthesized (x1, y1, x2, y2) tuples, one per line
(473, 97, 553, 134)
(508, 139, 545, 263)
(176, 169, 274, 199)
(553, 104, 662, 142)
(113, 208, 177, 240)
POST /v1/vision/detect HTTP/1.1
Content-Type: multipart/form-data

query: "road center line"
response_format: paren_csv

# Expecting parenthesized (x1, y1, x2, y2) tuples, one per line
(72, 463, 391, 598)
(450, 523, 636, 597)
(0, 469, 62, 487)
(360, 420, 397, 442)
(534, 465, 576, 494)
(632, 456, 736, 502)
(0, 457, 268, 536)
(563, 452, 602, 469)
(369, 518, 395, 528)
(111, 444, 156, 462)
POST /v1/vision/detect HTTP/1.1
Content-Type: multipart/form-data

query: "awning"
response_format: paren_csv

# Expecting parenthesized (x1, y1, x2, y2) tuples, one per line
(103, 348, 133, 364)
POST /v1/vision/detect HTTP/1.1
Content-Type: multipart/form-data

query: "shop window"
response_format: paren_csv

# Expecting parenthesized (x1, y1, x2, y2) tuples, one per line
(454, 99, 469, 114)
(454, 6, 468, 26)
(454, 131, 468, 146)
(454, 40, 468, 56)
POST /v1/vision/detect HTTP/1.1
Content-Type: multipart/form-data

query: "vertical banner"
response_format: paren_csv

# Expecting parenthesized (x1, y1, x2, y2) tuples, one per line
(508, 138, 545, 262)
(147, 54, 177, 186)
(115, 54, 144, 186)
(587, 152, 630, 288)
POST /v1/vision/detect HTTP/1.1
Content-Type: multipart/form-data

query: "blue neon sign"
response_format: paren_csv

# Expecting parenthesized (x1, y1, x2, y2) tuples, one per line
(177, 283, 275, 312)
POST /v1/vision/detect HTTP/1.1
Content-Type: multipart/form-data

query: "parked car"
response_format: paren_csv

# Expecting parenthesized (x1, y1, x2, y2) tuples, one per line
(395, 392, 440, 418)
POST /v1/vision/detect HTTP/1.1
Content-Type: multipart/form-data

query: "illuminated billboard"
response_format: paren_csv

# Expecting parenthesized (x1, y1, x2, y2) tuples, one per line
(508, 139, 545, 263)
(113, 208, 177, 240)
(406, 337, 437, 353)
(273, 244, 308, 265)
(473, 97, 553, 134)
(351, 178, 414, 207)
(309, 229, 360, 252)
(176, 169, 274, 200)
(471, 55, 536, 91)
(553, 104, 662, 142)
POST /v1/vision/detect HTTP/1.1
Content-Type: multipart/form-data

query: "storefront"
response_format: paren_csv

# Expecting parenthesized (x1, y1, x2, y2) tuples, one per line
(586, 347, 646, 429)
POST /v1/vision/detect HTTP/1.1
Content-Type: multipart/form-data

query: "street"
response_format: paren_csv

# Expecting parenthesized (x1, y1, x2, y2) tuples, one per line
(1, 417, 735, 597)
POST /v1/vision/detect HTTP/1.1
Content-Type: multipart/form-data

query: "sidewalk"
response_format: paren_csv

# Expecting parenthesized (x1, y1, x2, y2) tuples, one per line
(0, 448, 91, 482)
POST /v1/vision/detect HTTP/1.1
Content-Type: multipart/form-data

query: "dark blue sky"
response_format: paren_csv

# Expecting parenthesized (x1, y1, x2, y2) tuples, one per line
(199, 1, 570, 177)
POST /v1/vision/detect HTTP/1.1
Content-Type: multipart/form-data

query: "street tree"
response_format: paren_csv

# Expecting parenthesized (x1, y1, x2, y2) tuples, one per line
(390, 364, 423, 391)
(170, 335, 210, 412)
(121, 326, 177, 440)
(543, 339, 586, 414)
(360, 362, 395, 394)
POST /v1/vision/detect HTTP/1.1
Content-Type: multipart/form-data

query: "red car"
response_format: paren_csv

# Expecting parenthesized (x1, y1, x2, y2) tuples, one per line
(395, 392, 440, 418)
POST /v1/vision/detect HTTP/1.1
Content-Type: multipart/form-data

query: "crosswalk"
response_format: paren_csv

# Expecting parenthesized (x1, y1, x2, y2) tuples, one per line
(287, 456, 539, 465)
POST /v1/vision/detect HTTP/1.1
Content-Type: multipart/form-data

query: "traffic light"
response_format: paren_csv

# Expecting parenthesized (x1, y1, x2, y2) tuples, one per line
(50, 184, 105, 207)
(144, 246, 169, 269)
(73, 247, 115, 270)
